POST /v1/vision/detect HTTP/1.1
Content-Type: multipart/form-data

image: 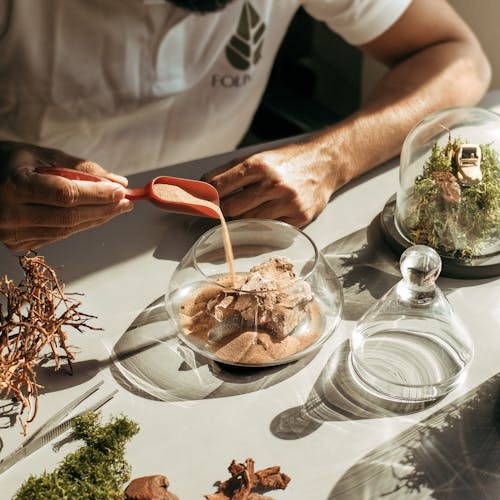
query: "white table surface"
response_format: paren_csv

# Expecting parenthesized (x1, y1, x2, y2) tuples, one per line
(1, 93, 499, 499)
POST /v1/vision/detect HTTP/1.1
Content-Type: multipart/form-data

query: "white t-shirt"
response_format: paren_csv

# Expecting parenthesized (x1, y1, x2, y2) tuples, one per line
(0, 0, 411, 175)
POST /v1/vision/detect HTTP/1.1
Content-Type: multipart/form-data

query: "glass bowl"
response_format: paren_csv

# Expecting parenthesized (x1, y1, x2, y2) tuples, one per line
(381, 106, 500, 278)
(166, 219, 343, 367)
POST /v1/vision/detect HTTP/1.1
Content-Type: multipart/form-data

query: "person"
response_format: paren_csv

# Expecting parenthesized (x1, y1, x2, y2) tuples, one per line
(0, 0, 491, 252)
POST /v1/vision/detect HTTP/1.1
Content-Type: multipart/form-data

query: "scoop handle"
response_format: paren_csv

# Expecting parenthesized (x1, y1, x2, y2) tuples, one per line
(124, 186, 149, 200)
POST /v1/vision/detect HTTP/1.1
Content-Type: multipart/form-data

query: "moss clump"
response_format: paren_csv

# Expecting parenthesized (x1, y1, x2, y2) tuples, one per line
(410, 138, 500, 259)
(14, 412, 139, 500)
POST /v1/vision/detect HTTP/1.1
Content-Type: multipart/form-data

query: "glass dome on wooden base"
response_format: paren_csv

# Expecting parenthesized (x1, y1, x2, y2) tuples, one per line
(381, 107, 500, 278)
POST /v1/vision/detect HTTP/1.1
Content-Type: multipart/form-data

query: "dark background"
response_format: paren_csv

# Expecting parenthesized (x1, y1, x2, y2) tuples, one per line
(240, 7, 363, 146)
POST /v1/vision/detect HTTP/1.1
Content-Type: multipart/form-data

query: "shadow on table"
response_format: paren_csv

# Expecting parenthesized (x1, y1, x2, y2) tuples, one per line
(0, 355, 109, 435)
(270, 340, 435, 440)
(0, 400, 20, 450)
(269, 214, 483, 441)
(110, 212, 496, 405)
(277, 217, 500, 497)
(326, 371, 500, 499)
(321, 214, 496, 323)
(109, 296, 317, 402)
(321, 216, 400, 322)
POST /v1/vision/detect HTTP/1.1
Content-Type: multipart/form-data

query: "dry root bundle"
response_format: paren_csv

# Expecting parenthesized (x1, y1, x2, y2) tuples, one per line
(0, 253, 99, 433)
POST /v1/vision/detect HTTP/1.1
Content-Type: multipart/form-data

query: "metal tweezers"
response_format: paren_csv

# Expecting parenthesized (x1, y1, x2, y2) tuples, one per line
(0, 380, 118, 475)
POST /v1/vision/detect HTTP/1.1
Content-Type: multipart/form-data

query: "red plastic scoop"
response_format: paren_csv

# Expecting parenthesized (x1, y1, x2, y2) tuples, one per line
(36, 166, 221, 219)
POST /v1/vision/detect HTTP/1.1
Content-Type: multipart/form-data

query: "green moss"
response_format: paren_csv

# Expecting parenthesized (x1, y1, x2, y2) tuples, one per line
(13, 412, 139, 500)
(409, 138, 500, 259)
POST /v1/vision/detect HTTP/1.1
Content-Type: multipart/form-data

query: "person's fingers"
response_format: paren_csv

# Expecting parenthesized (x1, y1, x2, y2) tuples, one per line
(19, 171, 128, 206)
(75, 161, 128, 187)
(220, 182, 278, 217)
(232, 199, 290, 221)
(2, 201, 133, 251)
(8, 146, 128, 187)
(204, 160, 267, 198)
(232, 198, 311, 228)
(6, 238, 57, 253)
(0, 143, 134, 250)
(27, 144, 83, 167)
(2, 198, 133, 229)
(201, 154, 250, 181)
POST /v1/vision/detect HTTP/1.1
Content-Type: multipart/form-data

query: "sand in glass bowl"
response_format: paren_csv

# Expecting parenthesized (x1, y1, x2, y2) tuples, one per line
(166, 219, 343, 367)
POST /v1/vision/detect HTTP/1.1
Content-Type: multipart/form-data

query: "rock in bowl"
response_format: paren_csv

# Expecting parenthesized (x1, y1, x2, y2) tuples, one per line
(165, 219, 343, 367)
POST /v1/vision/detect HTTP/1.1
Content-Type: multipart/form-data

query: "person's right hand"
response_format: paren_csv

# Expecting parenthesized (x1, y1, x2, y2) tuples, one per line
(0, 141, 133, 252)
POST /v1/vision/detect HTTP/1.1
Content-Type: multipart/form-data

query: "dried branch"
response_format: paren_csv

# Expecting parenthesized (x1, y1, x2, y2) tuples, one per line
(0, 253, 100, 434)
(205, 458, 291, 500)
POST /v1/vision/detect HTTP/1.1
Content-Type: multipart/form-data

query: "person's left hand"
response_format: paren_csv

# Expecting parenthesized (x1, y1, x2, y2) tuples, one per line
(202, 141, 338, 227)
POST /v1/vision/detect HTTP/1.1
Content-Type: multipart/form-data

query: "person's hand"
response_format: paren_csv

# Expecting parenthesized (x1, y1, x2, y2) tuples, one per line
(202, 141, 339, 227)
(0, 141, 133, 251)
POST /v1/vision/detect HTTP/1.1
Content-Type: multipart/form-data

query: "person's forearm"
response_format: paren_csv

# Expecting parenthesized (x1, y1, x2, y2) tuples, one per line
(308, 38, 491, 193)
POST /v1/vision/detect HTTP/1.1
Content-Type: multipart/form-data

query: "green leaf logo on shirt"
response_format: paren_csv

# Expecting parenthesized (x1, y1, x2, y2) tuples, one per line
(225, 2, 265, 70)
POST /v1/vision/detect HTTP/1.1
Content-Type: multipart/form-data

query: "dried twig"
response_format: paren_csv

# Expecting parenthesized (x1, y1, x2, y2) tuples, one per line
(0, 253, 100, 434)
(205, 458, 291, 500)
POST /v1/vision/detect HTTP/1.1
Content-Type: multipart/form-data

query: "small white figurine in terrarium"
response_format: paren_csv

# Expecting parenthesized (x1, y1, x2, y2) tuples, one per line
(456, 143, 482, 185)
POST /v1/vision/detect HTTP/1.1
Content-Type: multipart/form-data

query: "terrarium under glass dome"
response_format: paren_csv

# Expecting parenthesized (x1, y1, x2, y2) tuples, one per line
(381, 106, 500, 278)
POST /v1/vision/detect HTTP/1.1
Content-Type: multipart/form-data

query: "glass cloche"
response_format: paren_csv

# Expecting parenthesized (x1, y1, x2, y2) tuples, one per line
(381, 106, 500, 278)
(350, 245, 473, 403)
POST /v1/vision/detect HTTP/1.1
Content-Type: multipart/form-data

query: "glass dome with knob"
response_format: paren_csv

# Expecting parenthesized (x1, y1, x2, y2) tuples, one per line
(381, 106, 500, 278)
(350, 245, 473, 403)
